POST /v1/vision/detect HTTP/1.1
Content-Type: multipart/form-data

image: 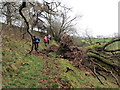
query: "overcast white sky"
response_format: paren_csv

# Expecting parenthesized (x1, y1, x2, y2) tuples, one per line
(62, 0, 119, 37)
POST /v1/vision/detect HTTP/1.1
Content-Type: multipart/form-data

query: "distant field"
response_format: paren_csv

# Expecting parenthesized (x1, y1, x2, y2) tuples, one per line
(74, 37, 115, 47)
(79, 38, 119, 51)
(81, 38, 112, 44)
(92, 38, 119, 50)
(91, 38, 120, 51)
(92, 38, 112, 42)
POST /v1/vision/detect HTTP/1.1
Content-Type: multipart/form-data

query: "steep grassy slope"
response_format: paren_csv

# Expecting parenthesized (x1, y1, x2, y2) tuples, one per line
(2, 24, 119, 88)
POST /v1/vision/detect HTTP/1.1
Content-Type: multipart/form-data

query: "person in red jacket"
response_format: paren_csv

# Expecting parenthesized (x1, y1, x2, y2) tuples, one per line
(44, 35, 48, 46)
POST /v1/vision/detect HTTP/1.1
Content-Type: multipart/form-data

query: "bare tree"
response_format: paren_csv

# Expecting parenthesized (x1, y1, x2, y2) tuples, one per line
(82, 28, 94, 45)
(1, 0, 81, 51)
(18, 0, 64, 52)
(45, 3, 81, 41)
(0, 2, 22, 25)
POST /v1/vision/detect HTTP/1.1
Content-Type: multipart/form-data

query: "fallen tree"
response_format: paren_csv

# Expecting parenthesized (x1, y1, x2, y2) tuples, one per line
(57, 35, 85, 67)
(82, 37, 120, 87)
(57, 35, 120, 87)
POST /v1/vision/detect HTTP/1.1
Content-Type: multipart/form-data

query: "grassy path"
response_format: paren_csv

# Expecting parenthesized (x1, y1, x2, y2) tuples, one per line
(3, 51, 66, 88)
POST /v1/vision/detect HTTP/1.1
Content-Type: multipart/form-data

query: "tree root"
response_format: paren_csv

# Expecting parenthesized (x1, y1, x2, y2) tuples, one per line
(93, 61, 120, 87)
(88, 66, 104, 85)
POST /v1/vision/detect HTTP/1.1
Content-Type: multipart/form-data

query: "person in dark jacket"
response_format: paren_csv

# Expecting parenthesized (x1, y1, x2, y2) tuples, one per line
(33, 36, 40, 51)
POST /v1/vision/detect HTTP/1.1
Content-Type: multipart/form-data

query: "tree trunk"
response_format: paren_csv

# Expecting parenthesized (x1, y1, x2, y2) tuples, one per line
(6, 3, 12, 25)
(19, 1, 33, 53)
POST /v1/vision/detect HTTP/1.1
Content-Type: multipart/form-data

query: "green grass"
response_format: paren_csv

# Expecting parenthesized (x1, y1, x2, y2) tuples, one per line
(2, 32, 119, 88)
(2, 35, 63, 88)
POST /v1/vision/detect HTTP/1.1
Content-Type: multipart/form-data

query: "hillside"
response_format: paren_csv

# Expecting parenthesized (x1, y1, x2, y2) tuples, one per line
(2, 24, 119, 88)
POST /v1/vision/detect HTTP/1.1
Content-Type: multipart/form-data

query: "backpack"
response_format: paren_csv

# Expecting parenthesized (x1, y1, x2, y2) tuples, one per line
(35, 37, 40, 43)
(33, 36, 40, 43)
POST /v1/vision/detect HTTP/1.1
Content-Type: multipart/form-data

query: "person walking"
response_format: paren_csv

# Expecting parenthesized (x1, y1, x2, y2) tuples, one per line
(33, 36, 40, 51)
(44, 35, 48, 47)
(48, 34, 51, 44)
